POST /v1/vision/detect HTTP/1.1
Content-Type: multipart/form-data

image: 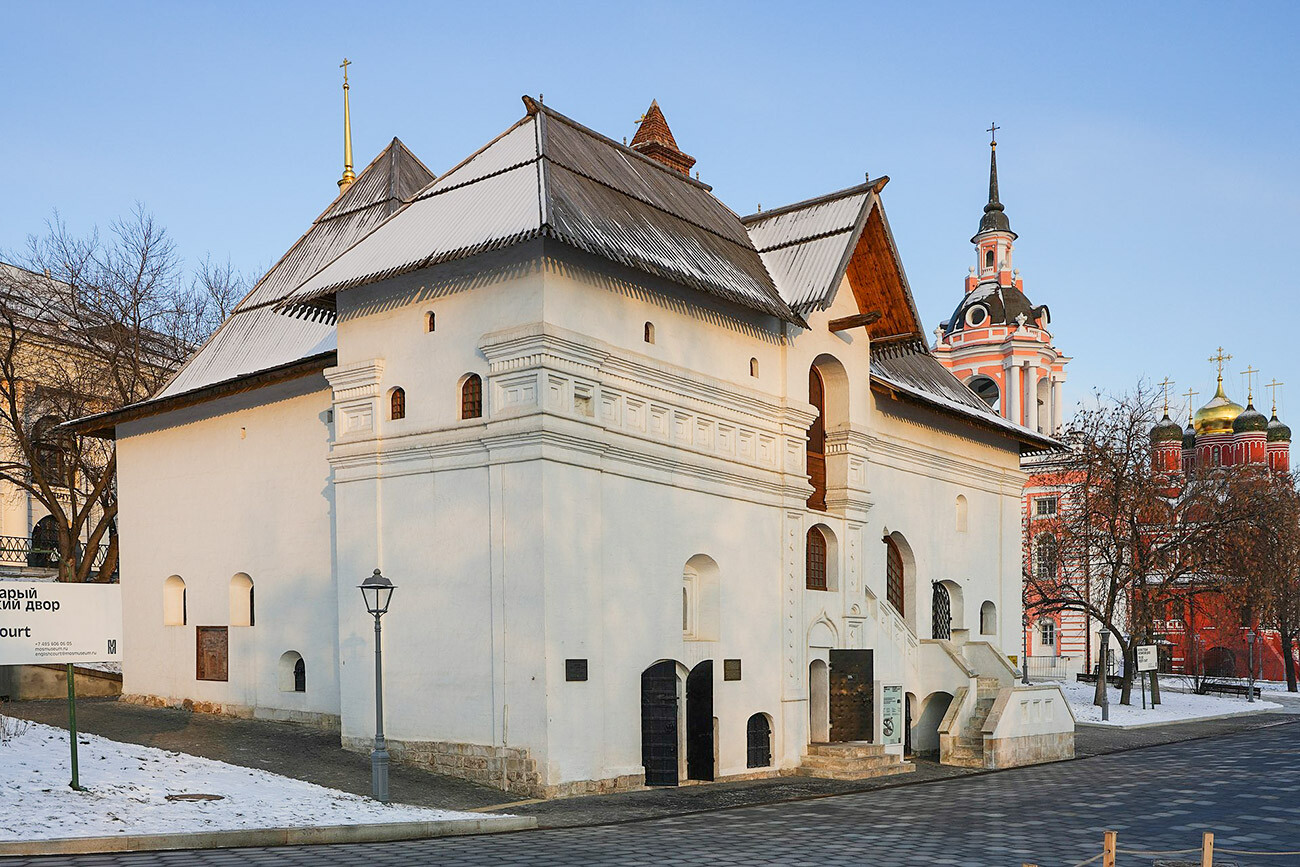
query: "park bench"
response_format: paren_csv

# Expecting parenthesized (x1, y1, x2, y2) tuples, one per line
(1195, 679, 1261, 698)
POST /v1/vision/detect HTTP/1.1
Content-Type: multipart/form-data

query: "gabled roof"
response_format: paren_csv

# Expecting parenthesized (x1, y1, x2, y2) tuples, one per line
(153, 138, 435, 403)
(280, 97, 800, 324)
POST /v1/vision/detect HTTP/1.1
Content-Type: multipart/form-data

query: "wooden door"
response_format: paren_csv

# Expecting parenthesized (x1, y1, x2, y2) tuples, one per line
(686, 661, 714, 781)
(829, 649, 873, 742)
(196, 627, 228, 682)
(641, 661, 679, 786)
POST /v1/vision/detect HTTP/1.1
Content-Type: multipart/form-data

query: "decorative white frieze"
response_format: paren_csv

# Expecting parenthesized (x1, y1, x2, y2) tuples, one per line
(324, 359, 386, 439)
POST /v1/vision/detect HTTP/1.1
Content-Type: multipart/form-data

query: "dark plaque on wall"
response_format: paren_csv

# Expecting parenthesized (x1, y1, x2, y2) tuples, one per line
(723, 659, 742, 681)
(565, 659, 588, 682)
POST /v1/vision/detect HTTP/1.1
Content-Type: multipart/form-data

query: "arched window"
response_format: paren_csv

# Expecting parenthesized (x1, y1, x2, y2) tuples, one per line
(28, 515, 58, 568)
(806, 527, 828, 590)
(425, 311, 436, 333)
(749, 357, 759, 378)
(955, 495, 968, 533)
(1212, 445, 1221, 467)
(279, 651, 305, 692)
(885, 537, 904, 615)
(746, 713, 772, 768)
(230, 573, 254, 627)
(985, 249, 994, 269)
(967, 376, 1000, 410)
(461, 374, 483, 419)
(644, 322, 655, 344)
(806, 367, 826, 511)
(390, 388, 406, 420)
(980, 601, 997, 635)
(1035, 534, 1058, 581)
(31, 416, 67, 484)
(163, 575, 186, 626)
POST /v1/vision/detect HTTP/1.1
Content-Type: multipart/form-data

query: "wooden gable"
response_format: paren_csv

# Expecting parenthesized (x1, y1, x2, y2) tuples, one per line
(844, 203, 924, 343)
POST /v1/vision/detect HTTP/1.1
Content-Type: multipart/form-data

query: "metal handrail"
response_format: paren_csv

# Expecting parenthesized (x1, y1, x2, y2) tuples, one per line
(0, 533, 112, 570)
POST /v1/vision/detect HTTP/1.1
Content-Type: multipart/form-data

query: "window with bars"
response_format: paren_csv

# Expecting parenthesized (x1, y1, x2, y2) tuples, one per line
(1035, 534, 1058, 580)
(886, 538, 904, 615)
(1039, 619, 1056, 647)
(461, 374, 483, 419)
(806, 527, 828, 590)
(1035, 497, 1058, 517)
(390, 388, 406, 420)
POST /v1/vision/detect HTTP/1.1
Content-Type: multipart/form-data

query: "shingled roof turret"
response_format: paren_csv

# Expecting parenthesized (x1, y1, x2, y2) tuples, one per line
(630, 100, 696, 176)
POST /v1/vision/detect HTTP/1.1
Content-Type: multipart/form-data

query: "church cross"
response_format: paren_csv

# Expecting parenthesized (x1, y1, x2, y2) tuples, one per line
(1267, 379, 1285, 414)
(340, 57, 351, 86)
(1208, 346, 1232, 380)
(1241, 365, 1259, 402)
(1158, 377, 1174, 414)
(1182, 387, 1199, 422)
(987, 121, 1000, 145)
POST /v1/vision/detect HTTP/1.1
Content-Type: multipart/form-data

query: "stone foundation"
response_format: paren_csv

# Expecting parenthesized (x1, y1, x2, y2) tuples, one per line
(121, 693, 340, 731)
(982, 731, 1074, 769)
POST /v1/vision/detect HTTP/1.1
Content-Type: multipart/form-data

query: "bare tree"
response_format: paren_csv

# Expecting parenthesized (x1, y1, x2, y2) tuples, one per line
(1026, 382, 1252, 705)
(0, 206, 238, 582)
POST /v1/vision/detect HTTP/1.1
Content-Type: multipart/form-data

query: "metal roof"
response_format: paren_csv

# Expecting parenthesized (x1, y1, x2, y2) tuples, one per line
(870, 340, 1058, 449)
(741, 184, 874, 312)
(281, 98, 799, 324)
(153, 138, 434, 402)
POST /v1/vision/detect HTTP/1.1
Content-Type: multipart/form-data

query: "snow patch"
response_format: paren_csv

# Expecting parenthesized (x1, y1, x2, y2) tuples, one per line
(1044, 678, 1280, 726)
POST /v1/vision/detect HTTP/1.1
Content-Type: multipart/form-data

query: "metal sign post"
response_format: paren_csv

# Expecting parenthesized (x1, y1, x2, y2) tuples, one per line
(0, 583, 121, 791)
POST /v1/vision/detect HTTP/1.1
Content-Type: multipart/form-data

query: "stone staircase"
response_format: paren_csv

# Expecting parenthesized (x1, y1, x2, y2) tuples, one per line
(796, 742, 915, 780)
(945, 676, 1001, 768)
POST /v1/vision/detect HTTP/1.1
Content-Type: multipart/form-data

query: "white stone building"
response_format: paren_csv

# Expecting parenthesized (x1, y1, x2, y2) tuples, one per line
(77, 97, 1074, 797)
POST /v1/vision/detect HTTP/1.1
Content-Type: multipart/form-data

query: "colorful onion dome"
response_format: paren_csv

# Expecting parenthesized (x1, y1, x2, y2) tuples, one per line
(1233, 402, 1269, 434)
(1151, 413, 1184, 444)
(1193, 381, 1244, 435)
(1268, 413, 1292, 443)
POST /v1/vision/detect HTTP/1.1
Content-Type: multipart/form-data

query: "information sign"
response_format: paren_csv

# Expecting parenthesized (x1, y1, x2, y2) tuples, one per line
(881, 684, 903, 746)
(0, 582, 122, 666)
(1135, 644, 1158, 672)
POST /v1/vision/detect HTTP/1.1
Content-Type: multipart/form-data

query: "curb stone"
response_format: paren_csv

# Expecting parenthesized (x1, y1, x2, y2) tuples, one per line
(1074, 707, 1273, 731)
(0, 815, 537, 857)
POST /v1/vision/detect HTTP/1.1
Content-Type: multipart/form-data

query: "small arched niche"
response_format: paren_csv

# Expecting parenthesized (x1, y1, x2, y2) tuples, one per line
(163, 575, 186, 627)
(229, 573, 254, 627)
(955, 495, 968, 533)
(682, 554, 720, 641)
(980, 600, 997, 635)
(279, 651, 305, 692)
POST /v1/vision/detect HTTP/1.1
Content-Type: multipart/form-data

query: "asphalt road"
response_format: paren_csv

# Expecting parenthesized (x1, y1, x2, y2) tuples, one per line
(9, 718, 1300, 866)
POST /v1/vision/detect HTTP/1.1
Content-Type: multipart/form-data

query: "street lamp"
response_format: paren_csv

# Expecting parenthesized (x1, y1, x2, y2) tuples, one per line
(1021, 614, 1030, 685)
(1098, 628, 1110, 722)
(1247, 630, 1256, 704)
(359, 568, 396, 803)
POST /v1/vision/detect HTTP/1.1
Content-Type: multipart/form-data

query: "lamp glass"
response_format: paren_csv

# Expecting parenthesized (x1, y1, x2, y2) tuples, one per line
(359, 570, 396, 616)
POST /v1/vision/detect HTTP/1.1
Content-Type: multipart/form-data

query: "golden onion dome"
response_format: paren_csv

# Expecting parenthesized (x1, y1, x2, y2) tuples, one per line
(1193, 380, 1244, 435)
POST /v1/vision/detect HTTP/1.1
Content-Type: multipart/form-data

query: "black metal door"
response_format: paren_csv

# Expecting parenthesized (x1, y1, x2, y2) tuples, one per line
(829, 649, 873, 742)
(904, 694, 913, 755)
(641, 661, 679, 786)
(746, 714, 772, 768)
(686, 660, 714, 781)
(932, 582, 952, 640)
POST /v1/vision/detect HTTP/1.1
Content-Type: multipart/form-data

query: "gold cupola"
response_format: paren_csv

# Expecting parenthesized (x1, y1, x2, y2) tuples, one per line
(1193, 348, 1243, 435)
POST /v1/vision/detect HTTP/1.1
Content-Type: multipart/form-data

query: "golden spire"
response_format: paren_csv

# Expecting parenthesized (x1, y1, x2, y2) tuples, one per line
(1241, 365, 1259, 403)
(1158, 377, 1174, 415)
(338, 58, 356, 192)
(1267, 379, 1285, 415)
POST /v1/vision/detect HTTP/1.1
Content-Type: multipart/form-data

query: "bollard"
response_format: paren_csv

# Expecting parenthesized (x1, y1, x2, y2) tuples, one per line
(1103, 830, 1116, 867)
(1201, 831, 1213, 867)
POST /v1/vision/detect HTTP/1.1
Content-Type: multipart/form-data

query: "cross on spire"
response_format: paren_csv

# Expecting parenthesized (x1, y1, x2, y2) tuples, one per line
(1241, 365, 1259, 402)
(1209, 346, 1232, 382)
(1182, 387, 1199, 422)
(337, 57, 355, 191)
(340, 57, 351, 87)
(987, 121, 1000, 146)
(1158, 377, 1174, 414)
(1267, 379, 1285, 415)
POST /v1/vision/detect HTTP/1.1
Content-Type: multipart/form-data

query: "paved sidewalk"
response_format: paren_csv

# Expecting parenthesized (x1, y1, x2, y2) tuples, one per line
(5, 696, 1297, 830)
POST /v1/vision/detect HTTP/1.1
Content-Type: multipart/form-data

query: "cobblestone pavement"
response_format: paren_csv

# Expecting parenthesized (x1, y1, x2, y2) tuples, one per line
(9, 716, 1300, 866)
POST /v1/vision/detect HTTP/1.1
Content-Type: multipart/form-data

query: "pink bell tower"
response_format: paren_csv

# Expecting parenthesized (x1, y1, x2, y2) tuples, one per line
(934, 125, 1069, 434)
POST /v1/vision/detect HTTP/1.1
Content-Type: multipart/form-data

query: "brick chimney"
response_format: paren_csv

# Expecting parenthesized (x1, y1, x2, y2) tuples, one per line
(630, 100, 696, 175)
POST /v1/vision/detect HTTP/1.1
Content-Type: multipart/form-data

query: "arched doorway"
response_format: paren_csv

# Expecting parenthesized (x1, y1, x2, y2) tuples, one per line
(686, 660, 714, 781)
(29, 516, 58, 568)
(746, 714, 772, 768)
(641, 661, 680, 786)
(1204, 647, 1237, 678)
(913, 691, 954, 757)
(904, 692, 916, 756)
(932, 582, 952, 640)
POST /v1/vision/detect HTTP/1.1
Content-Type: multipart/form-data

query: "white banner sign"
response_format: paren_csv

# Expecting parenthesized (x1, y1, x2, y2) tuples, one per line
(881, 684, 903, 746)
(0, 583, 122, 665)
(1136, 644, 1158, 672)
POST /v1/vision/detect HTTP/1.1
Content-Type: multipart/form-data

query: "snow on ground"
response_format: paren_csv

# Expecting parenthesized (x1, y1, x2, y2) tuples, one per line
(1043, 678, 1280, 726)
(0, 720, 486, 840)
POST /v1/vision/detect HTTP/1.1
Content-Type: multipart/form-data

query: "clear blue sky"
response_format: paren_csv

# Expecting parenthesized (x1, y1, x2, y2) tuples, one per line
(5, 2, 1298, 419)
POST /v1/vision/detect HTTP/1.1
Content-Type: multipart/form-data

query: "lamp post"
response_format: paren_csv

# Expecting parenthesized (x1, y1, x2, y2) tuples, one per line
(359, 568, 396, 803)
(1021, 614, 1030, 685)
(1247, 630, 1256, 704)
(1098, 627, 1110, 722)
